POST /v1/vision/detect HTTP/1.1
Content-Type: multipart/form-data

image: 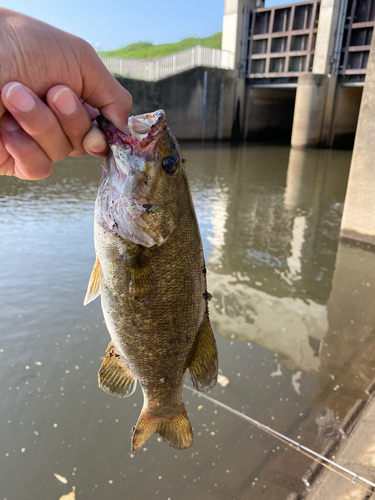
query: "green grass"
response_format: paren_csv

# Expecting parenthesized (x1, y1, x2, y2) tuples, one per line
(99, 32, 222, 59)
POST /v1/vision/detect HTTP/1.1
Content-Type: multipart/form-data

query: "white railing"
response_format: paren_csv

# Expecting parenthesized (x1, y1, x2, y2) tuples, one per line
(99, 46, 233, 82)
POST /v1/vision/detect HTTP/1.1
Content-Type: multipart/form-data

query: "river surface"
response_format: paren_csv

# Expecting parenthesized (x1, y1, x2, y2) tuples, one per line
(1, 143, 375, 500)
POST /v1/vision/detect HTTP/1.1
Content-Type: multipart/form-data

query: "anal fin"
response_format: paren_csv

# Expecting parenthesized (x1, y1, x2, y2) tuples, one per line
(98, 342, 137, 398)
(188, 316, 218, 392)
(132, 403, 193, 452)
(84, 258, 102, 306)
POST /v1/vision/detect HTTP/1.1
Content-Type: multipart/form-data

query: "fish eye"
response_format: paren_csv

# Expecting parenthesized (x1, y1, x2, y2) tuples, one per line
(162, 156, 178, 175)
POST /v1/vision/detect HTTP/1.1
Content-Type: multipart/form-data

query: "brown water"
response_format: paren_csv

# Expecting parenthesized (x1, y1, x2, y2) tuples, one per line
(1, 144, 375, 500)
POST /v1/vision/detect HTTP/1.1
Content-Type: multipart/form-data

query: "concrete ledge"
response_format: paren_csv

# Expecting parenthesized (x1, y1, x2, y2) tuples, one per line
(302, 437, 341, 487)
(340, 231, 375, 250)
(302, 381, 375, 499)
(340, 399, 367, 435)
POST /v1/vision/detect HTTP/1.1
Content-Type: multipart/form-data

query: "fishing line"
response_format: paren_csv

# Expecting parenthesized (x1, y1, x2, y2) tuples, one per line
(184, 385, 375, 493)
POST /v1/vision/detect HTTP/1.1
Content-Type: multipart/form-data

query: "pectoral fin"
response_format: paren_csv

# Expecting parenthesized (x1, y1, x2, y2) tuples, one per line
(128, 258, 156, 299)
(98, 342, 137, 397)
(84, 259, 102, 306)
(188, 316, 218, 392)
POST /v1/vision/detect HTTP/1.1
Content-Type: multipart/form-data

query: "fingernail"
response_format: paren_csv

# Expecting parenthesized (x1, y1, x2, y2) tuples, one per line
(87, 136, 108, 153)
(6, 83, 35, 112)
(52, 88, 77, 115)
(0, 114, 20, 132)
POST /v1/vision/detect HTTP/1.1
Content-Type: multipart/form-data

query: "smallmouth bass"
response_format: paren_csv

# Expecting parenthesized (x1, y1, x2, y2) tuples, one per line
(84, 110, 218, 452)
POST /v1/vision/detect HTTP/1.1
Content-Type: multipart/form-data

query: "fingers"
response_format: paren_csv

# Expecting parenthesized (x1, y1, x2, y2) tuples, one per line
(46, 85, 108, 157)
(45, 85, 92, 157)
(46, 88, 108, 157)
(1, 82, 72, 162)
(0, 114, 53, 180)
(0, 82, 109, 179)
(0, 135, 13, 176)
(1, 82, 108, 161)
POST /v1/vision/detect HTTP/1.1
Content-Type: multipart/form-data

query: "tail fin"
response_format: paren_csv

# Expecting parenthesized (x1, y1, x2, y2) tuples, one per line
(131, 403, 193, 452)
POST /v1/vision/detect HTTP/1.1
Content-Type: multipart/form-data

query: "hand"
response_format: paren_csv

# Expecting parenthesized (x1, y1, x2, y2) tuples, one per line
(0, 8, 132, 180)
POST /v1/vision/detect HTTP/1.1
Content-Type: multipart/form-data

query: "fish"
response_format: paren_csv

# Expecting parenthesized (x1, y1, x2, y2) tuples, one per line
(84, 109, 218, 452)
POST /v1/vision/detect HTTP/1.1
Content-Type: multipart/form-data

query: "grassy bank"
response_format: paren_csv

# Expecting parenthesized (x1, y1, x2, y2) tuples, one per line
(99, 32, 221, 59)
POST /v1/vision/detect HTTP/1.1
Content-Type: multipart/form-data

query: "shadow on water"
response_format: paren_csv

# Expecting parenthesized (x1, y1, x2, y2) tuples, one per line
(1, 144, 374, 499)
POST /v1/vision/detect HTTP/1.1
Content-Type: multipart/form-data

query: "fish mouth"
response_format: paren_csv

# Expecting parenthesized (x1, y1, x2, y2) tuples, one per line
(97, 110, 167, 149)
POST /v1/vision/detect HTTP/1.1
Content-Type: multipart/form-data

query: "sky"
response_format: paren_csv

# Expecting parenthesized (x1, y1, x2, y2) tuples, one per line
(2, 0, 300, 52)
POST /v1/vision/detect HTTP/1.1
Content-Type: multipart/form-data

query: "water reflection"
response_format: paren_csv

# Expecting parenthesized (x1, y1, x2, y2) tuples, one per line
(2, 144, 375, 500)
(188, 145, 350, 375)
(316, 242, 375, 417)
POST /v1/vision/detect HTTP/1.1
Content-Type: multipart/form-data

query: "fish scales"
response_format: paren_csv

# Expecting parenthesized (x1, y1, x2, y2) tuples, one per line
(84, 109, 218, 452)
(96, 202, 204, 404)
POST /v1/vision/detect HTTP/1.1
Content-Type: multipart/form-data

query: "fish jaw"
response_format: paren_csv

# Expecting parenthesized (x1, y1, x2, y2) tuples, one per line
(95, 111, 181, 247)
(97, 110, 167, 149)
(94, 153, 157, 247)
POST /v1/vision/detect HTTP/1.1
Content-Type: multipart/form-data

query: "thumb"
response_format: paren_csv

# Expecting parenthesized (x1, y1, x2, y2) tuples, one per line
(79, 44, 132, 132)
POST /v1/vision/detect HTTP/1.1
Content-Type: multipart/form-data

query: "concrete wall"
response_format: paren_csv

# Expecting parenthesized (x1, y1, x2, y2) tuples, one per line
(118, 69, 362, 148)
(331, 86, 363, 149)
(117, 67, 236, 141)
(340, 33, 375, 246)
(118, 70, 297, 144)
(245, 87, 296, 142)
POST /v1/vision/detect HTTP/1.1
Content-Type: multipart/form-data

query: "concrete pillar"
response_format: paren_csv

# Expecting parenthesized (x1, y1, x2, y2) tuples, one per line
(340, 33, 375, 246)
(291, 74, 329, 148)
(290, 0, 343, 148)
(330, 85, 363, 149)
(313, 0, 342, 75)
(221, 0, 259, 70)
(291, 74, 337, 148)
(221, 0, 264, 139)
